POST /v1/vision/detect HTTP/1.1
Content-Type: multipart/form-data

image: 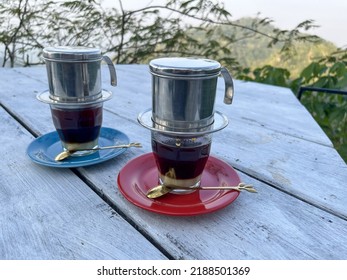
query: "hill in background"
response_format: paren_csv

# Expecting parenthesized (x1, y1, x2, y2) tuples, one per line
(193, 17, 338, 78)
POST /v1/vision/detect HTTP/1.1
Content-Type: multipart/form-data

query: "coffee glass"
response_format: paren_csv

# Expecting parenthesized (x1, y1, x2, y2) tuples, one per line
(151, 131, 212, 193)
(50, 102, 103, 155)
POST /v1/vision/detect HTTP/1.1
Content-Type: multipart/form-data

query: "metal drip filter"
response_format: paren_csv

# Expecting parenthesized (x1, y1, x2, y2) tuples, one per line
(37, 46, 117, 105)
(147, 57, 234, 133)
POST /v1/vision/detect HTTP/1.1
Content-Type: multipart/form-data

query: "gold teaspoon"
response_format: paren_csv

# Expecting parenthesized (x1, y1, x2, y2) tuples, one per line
(146, 182, 257, 199)
(55, 142, 142, 161)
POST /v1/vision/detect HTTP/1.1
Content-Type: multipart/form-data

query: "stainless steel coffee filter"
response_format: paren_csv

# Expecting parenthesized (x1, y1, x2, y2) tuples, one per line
(42, 46, 116, 103)
(149, 57, 234, 131)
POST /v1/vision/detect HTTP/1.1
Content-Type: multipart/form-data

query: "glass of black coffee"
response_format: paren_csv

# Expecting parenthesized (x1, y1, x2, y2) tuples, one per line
(151, 131, 212, 194)
(50, 103, 103, 156)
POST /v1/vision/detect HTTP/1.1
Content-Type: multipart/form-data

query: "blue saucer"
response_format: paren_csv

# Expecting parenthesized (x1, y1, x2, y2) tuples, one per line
(27, 127, 130, 168)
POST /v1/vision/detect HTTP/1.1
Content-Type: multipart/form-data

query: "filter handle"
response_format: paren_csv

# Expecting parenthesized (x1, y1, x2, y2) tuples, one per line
(221, 67, 234, 104)
(102, 55, 117, 87)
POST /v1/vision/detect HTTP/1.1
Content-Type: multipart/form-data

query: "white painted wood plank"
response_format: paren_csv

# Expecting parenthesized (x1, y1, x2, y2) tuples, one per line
(75, 150, 347, 259)
(0, 107, 166, 260)
(211, 119, 347, 219)
(1, 67, 347, 259)
(224, 80, 333, 146)
(127, 174, 347, 259)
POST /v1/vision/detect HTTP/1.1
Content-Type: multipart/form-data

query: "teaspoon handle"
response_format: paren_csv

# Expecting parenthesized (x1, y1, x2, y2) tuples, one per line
(71, 142, 142, 152)
(200, 185, 257, 192)
(166, 183, 256, 192)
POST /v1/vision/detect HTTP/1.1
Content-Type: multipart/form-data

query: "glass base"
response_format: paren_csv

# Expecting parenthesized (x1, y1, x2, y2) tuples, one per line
(62, 139, 98, 157)
(159, 175, 201, 194)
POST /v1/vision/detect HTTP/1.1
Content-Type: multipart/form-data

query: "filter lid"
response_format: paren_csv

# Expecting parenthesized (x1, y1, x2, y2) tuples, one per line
(43, 46, 102, 62)
(149, 57, 221, 78)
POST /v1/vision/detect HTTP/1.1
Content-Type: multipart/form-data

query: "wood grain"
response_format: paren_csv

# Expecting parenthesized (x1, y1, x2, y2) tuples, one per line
(1, 66, 346, 259)
(0, 107, 166, 260)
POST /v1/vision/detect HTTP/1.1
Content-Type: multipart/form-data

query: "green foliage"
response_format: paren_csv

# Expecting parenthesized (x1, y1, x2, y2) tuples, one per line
(297, 51, 347, 162)
(241, 50, 347, 163)
(238, 65, 291, 87)
(0, 0, 320, 67)
(0, 0, 106, 66)
(301, 91, 347, 161)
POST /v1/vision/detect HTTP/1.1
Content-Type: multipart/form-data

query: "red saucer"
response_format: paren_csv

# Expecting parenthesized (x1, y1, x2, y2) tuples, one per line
(117, 153, 241, 216)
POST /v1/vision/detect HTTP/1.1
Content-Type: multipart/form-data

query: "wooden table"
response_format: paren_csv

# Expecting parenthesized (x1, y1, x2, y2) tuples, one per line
(0, 65, 346, 260)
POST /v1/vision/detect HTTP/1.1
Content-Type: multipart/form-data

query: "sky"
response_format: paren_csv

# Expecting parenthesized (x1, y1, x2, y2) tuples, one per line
(103, 0, 347, 48)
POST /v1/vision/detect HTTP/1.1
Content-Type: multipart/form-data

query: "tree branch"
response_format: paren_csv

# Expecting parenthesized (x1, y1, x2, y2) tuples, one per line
(126, 4, 288, 42)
